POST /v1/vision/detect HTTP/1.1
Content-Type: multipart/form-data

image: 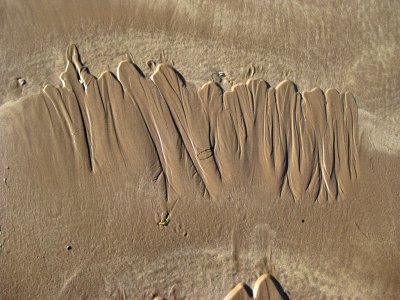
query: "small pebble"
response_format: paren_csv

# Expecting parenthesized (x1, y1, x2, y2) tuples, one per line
(17, 78, 26, 87)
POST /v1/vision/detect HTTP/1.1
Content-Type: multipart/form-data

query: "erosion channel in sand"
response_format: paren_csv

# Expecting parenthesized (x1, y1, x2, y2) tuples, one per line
(7, 45, 400, 300)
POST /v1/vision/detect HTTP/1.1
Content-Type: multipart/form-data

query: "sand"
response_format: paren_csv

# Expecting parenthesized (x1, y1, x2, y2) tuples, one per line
(0, 1, 399, 299)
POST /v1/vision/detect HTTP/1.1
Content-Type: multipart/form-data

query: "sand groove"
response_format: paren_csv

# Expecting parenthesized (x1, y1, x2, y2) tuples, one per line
(1, 45, 359, 203)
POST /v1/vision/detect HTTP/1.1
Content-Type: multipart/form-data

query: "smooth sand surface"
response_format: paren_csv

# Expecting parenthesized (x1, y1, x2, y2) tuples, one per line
(0, 1, 399, 299)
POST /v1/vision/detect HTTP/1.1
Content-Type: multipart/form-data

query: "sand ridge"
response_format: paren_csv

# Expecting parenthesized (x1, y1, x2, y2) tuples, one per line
(1, 1, 400, 298)
(26, 45, 359, 208)
(0, 45, 362, 299)
(0, 45, 359, 228)
(1, 44, 399, 300)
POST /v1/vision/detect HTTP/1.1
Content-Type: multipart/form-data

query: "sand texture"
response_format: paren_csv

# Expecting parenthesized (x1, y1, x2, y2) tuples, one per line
(1, 1, 400, 299)
(4, 44, 358, 203)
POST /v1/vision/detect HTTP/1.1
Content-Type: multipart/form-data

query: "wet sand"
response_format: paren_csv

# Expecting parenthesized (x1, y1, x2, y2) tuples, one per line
(0, 1, 399, 299)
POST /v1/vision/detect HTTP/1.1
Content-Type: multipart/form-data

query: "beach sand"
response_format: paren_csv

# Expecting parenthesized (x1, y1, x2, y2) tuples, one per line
(0, 1, 399, 299)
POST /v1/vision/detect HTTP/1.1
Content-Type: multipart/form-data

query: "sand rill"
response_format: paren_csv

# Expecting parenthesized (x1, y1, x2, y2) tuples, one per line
(5, 45, 358, 209)
(4, 45, 400, 299)
(2, 0, 400, 298)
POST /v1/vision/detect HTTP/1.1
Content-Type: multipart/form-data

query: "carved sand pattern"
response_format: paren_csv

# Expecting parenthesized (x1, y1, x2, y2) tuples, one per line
(38, 45, 358, 203)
